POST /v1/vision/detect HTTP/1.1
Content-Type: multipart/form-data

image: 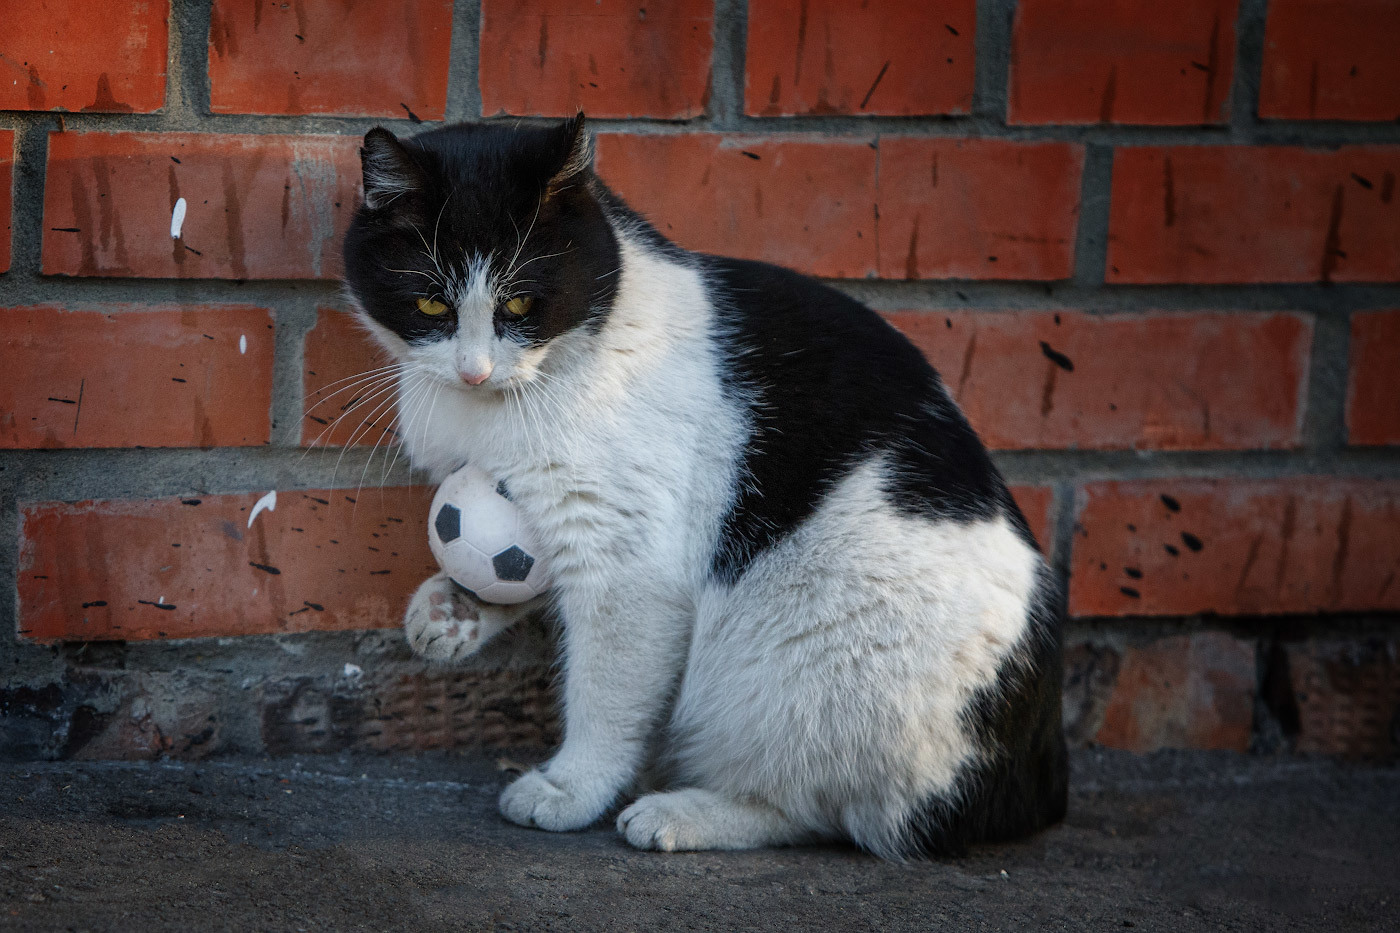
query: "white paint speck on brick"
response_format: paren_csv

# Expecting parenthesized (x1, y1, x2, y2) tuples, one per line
(248, 490, 277, 528)
(170, 197, 187, 239)
(239, 334, 247, 354)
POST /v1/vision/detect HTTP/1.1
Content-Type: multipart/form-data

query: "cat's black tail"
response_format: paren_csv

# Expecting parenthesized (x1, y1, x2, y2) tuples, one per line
(902, 564, 1069, 858)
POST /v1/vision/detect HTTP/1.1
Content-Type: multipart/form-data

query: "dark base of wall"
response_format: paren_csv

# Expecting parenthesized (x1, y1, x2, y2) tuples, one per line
(3, 619, 1396, 763)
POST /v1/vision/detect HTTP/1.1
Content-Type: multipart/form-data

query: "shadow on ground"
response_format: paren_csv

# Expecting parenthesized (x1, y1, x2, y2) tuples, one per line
(1, 749, 1395, 931)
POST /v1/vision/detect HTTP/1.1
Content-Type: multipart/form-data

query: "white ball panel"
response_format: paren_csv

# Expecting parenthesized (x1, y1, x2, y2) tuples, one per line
(439, 539, 496, 596)
(475, 579, 539, 605)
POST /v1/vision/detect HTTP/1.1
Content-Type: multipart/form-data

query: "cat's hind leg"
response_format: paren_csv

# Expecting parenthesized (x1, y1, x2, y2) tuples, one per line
(617, 788, 817, 852)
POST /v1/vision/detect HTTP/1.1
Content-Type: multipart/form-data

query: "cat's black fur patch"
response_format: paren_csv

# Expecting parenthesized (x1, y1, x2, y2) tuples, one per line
(700, 256, 1063, 854)
(342, 118, 621, 349)
(704, 257, 1026, 582)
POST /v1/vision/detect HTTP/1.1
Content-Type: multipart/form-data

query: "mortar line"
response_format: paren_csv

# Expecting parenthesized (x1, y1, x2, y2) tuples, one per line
(444, 0, 483, 123)
(7, 443, 1400, 504)
(709, 0, 748, 130)
(7, 109, 1400, 145)
(1229, 0, 1271, 135)
(973, 0, 1014, 121)
(1071, 144, 1113, 287)
(1301, 310, 1353, 451)
(6, 276, 1400, 315)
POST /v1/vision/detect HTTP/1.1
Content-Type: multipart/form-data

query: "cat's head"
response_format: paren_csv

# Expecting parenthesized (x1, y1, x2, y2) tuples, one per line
(341, 116, 620, 391)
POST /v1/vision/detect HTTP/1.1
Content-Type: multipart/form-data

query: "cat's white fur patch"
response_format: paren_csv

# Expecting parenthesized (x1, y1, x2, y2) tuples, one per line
(674, 459, 1036, 857)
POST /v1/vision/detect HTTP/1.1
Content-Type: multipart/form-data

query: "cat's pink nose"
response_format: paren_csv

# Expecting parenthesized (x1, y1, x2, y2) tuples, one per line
(459, 364, 493, 386)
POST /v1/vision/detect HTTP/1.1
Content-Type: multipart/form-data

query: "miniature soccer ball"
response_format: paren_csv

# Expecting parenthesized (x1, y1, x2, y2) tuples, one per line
(427, 465, 548, 605)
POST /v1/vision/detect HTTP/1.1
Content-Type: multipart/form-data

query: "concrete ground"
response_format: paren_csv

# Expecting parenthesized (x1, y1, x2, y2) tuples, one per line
(0, 750, 1395, 932)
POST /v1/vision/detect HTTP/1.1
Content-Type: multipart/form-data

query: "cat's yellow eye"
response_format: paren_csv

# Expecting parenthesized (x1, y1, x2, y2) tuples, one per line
(416, 297, 449, 317)
(504, 296, 534, 316)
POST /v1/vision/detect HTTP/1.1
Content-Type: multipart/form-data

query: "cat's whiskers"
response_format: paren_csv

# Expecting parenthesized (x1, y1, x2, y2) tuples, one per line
(356, 373, 434, 508)
(326, 368, 429, 481)
(302, 362, 405, 413)
(414, 378, 447, 464)
(297, 366, 412, 460)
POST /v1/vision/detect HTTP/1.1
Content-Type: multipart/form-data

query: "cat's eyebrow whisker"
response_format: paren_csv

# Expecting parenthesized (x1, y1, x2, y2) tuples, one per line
(430, 188, 454, 273)
(512, 245, 573, 277)
(383, 266, 446, 289)
(506, 197, 544, 281)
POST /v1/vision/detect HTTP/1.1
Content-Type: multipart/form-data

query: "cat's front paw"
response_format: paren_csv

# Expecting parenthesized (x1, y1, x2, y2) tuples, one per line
(403, 572, 517, 663)
(498, 768, 608, 832)
(617, 792, 707, 852)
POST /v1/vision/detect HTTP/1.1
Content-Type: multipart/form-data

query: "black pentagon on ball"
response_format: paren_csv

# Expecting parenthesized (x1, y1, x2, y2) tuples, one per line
(492, 545, 534, 582)
(434, 503, 461, 543)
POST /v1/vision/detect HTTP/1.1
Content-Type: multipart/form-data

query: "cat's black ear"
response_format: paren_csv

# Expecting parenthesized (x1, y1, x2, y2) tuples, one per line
(360, 127, 424, 210)
(545, 113, 593, 199)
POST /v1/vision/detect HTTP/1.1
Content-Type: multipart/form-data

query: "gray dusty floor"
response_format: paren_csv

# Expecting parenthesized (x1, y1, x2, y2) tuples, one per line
(0, 749, 1395, 932)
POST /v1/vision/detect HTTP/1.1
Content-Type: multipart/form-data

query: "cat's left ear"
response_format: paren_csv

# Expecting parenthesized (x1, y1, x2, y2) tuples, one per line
(360, 127, 425, 210)
(544, 113, 592, 200)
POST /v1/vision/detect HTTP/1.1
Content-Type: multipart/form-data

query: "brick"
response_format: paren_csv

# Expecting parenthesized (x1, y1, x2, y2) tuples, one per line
(18, 487, 438, 642)
(303, 308, 398, 448)
(595, 133, 877, 278)
(1092, 633, 1256, 753)
(888, 310, 1312, 450)
(598, 135, 1082, 280)
(1009, 0, 1237, 125)
(42, 132, 361, 280)
(0, 0, 167, 112)
(1259, 0, 1400, 122)
(0, 130, 12, 274)
(1347, 310, 1400, 446)
(1009, 486, 1054, 554)
(744, 0, 974, 117)
(877, 138, 1083, 280)
(1284, 638, 1400, 759)
(1070, 479, 1400, 617)
(1107, 146, 1400, 284)
(208, 0, 453, 118)
(0, 305, 272, 449)
(479, 0, 713, 118)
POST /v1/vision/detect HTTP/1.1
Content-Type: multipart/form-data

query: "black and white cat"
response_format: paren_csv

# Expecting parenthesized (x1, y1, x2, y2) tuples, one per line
(341, 116, 1067, 858)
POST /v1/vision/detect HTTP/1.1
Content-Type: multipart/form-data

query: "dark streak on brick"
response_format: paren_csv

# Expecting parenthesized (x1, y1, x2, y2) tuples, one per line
(1039, 341, 1074, 371)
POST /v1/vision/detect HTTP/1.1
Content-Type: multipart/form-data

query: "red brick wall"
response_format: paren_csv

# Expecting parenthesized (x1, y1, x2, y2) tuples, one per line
(1, 0, 1397, 761)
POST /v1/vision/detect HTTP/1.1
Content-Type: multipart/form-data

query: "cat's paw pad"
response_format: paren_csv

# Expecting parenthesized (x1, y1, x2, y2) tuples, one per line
(498, 769, 603, 832)
(403, 574, 488, 663)
(617, 793, 707, 852)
